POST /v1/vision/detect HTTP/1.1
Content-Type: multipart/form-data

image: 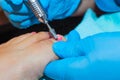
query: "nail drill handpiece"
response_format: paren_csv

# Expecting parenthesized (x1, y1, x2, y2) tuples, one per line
(26, 0, 58, 39)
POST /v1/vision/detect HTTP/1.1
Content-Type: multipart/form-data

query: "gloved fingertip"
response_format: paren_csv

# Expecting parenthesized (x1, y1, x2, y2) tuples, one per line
(52, 41, 67, 58)
(66, 30, 81, 41)
(20, 17, 39, 28)
(9, 14, 29, 22)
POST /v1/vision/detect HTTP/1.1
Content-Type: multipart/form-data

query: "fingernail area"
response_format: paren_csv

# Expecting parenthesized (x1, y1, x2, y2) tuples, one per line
(57, 34, 63, 41)
(31, 32, 37, 34)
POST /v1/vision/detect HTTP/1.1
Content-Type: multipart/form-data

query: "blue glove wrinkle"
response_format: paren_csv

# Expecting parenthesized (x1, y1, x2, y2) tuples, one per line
(9, 14, 32, 22)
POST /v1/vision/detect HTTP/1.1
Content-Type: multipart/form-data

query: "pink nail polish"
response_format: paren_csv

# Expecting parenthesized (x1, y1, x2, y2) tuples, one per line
(57, 34, 63, 41)
(31, 32, 36, 34)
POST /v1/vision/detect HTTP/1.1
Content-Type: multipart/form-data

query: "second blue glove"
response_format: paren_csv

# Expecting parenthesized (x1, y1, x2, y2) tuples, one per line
(44, 30, 120, 80)
(0, 0, 80, 28)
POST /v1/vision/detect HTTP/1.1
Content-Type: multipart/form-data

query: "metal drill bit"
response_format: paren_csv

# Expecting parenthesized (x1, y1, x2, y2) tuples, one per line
(46, 22, 58, 39)
(26, 0, 58, 39)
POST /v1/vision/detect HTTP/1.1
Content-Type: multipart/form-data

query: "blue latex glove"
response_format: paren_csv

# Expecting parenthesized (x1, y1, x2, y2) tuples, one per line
(0, 0, 80, 29)
(44, 30, 120, 80)
(95, 0, 120, 12)
(45, 9, 120, 80)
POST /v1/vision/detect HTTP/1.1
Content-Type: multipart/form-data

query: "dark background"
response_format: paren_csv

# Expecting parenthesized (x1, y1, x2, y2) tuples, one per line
(0, 17, 82, 44)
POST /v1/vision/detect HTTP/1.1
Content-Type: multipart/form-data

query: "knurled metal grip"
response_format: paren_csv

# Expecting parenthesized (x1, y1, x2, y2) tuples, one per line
(26, 0, 47, 23)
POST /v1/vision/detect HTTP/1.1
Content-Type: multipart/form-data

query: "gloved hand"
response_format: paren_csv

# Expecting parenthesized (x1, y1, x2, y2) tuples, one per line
(44, 9, 120, 80)
(0, 0, 80, 29)
(44, 30, 120, 80)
